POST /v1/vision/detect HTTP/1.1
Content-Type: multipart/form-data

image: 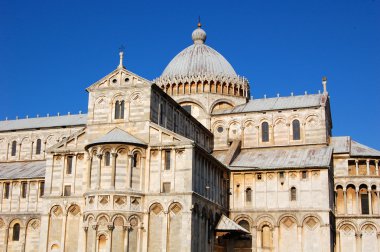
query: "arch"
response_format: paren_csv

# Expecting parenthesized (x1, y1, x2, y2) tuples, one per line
(12, 223, 21, 241)
(256, 215, 276, 230)
(277, 214, 299, 227)
(176, 98, 208, 114)
(96, 214, 110, 224)
(209, 99, 235, 114)
(98, 234, 108, 252)
(234, 215, 254, 228)
(337, 220, 358, 232)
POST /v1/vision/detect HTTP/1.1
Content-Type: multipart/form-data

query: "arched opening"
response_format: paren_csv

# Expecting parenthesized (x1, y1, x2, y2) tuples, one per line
(11, 141, 17, 156)
(12, 223, 20, 241)
(359, 184, 369, 214)
(336, 185, 344, 214)
(346, 184, 357, 214)
(290, 187, 297, 201)
(98, 234, 107, 252)
(36, 139, 42, 155)
(261, 122, 269, 142)
(104, 151, 110, 166)
(262, 225, 273, 251)
(292, 119, 301, 140)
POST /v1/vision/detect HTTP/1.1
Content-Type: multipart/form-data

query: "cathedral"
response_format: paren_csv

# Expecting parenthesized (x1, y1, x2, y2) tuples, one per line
(0, 22, 379, 252)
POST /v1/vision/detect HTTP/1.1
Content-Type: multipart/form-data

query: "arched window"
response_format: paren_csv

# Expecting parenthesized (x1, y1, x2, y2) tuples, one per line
(36, 139, 42, 155)
(11, 141, 17, 156)
(290, 187, 297, 201)
(12, 223, 20, 241)
(104, 152, 110, 166)
(115, 101, 120, 119)
(262, 225, 272, 248)
(292, 120, 300, 140)
(120, 100, 125, 119)
(131, 153, 140, 168)
(246, 188, 252, 203)
(261, 122, 269, 142)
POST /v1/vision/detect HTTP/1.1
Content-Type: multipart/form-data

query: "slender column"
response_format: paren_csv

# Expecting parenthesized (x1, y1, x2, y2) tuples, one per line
(355, 160, 359, 175)
(96, 154, 103, 189)
(111, 153, 118, 189)
(83, 227, 88, 252)
(336, 230, 340, 252)
(4, 224, 9, 252)
(343, 189, 347, 214)
(87, 155, 93, 189)
(163, 211, 169, 251)
(355, 233, 362, 252)
(92, 224, 98, 252)
(356, 190, 360, 214)
(376, 160, 379, 176)
(369, 189, 373, 215)
(256, 228, 262, 250)
(123, 225, 130, 252)
(297, 225, 302, 252)
(366, 159, 370, 175)
(17, 143, 21, 160)
(30, 141, 34, 160)
(241, 126, 245, 147)
(108, 225, 114, 251)
(61, 212, 68, 252)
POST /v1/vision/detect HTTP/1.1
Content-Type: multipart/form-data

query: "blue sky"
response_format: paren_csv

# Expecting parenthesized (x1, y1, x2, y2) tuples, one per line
(0, 0, 379, 149)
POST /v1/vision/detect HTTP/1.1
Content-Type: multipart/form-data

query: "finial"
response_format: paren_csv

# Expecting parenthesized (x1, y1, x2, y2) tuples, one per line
(198, 16, 201, 28)
(322, 76, 327, 94)
(118, 45, 125, 68)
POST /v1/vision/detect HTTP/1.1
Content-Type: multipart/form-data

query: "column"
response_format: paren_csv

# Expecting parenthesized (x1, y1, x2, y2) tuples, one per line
(30, 141, 33, 160)
(356, 190, 360, 214)
(369, 189, 373, 215)
(17, 143, 21, 160)
(375, 160, 379, 176)
(111, 153, 118, 189)
(241, 126, 245, 148)
(61, 212, 68, 252)
(92, 224, 98, 252)
(256, 228, 262, 250)
(87, 155, 93, 189)
(343, 189, 347, 214)
(366, 159, 370, 175)
(297, 225, 302, 252)
(355, 160, 359, 175)
(163, 211, 169, 251)
(336, 230, 340, 252)
(123, 225, 130, 252)
(96, 154, 102, 189)
(4, 224, 9, 252)
(83, 227, 88, 252)
(355, 233, 362, 252)
(108, 225, 114, 251)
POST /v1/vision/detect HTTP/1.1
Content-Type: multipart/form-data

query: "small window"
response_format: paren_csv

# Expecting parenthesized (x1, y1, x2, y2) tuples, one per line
(257, 173, 262, 180)
(162, 182, 171, 193)
(279, 172, 284, 179)
(290, 187, 297, 201)
(64, 185, 71, 196)
(115, 101, 120, 119)
(292, 120, 301, 140)
(120, 100, 125, 119)
(246, 188, 252, 202)
(36, 139, 42, 155)
(39, 182, 45, 197)
(104, 152, 111, 166)
(11, 141, 17, 156)
(21, 182, 27, 198)
(12, 223, 20, 241)
(261, 122, 269, 142)
(182, 105, 192, 114)
(4, 182, 10, 199)
(165, 150, 171, 170)
(66, 156, 73, 174)
(302, 171, 307, 179)
(132, 153, 140, 168)
(217, 126, 224, 133)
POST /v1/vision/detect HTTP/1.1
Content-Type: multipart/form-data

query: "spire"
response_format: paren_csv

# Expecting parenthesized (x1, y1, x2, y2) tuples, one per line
(198, 16, 202, 28)
(322, 76, 327, 94)
(118, 45, 125, 68)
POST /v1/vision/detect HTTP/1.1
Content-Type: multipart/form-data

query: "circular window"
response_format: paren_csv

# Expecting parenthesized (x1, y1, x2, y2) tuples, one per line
(112, 79, 117, 83)
(217, 126, 224, 133)
(125, 78, 130, 82)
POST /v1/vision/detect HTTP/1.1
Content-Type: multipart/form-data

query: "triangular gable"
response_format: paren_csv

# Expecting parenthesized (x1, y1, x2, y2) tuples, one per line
(215, 215, 250, 234)
(351, 141, 380, 157)
(86, 67, 152, 92)
(48, 128, 86, 153)
(86, 127, 146, 149)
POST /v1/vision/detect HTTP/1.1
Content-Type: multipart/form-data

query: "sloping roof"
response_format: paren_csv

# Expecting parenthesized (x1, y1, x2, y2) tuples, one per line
(215, 215, 250, 233)
(330, 136, 380, 157)
(0, 161, 45, 180)
(0, 114, 87, 132)
(214, 94, 323, 114)
(214, 146, 333, 170)
(86, 127, 146, 149)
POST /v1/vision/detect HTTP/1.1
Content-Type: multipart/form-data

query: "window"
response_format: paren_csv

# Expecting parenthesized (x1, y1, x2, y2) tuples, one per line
(132, 153, 140, 168)
(182, 105, 192, 114)
(104, 152, 110, 166)
(11, 141, 17, 156)
(257, 173, 262, 180)
(21, 182, 27, 198)
(35, 139, 42, 155)
(64, 185, 71, 196)
(12, 223, 20, 241)
(165, 150, 171, 170)
(4, 182, 10, 199)
(114, 100, 125, 119)
(279, 172, 284, 179)
(162, 182, 171, 193)
(302, 171, 307, 179)
(261, 122, 269, 142)
(39, 182, 45, 197)
(66, 156, 73, 174)
(292, 119, 300, 140)
(290, 187, 297, 201)
(246, 188, 252, 202)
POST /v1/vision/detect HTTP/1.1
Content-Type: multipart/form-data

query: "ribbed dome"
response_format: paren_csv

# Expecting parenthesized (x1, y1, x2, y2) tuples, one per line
(161, 26, 237, 78)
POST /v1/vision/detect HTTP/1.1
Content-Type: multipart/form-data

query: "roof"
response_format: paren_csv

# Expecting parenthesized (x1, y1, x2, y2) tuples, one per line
(213, 146, 333, 170)
(0, 161, 45, 180)
(330, 136, 380, 157)
(161, 26, 237, 79)
(214, 94, 324, 114)
(86, 127, 146, 149)
(0, 114, 87, 132)
(215, 215, 250, 234)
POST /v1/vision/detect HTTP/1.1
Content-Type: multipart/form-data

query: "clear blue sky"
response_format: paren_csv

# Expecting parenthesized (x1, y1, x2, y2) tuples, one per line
(1, 0, 379, 149)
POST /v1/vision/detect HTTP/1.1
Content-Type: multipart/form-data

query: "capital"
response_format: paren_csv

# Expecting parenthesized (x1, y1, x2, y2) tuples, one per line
(111, 153, 118, 158)
(97, 154, 103, 160)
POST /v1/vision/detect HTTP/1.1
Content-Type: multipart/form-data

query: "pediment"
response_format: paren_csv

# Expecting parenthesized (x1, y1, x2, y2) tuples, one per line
(86, 67, 152, 92)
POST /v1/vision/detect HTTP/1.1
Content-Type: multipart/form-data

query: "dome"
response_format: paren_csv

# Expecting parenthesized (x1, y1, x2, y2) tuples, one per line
(161, 25, 237, 79)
